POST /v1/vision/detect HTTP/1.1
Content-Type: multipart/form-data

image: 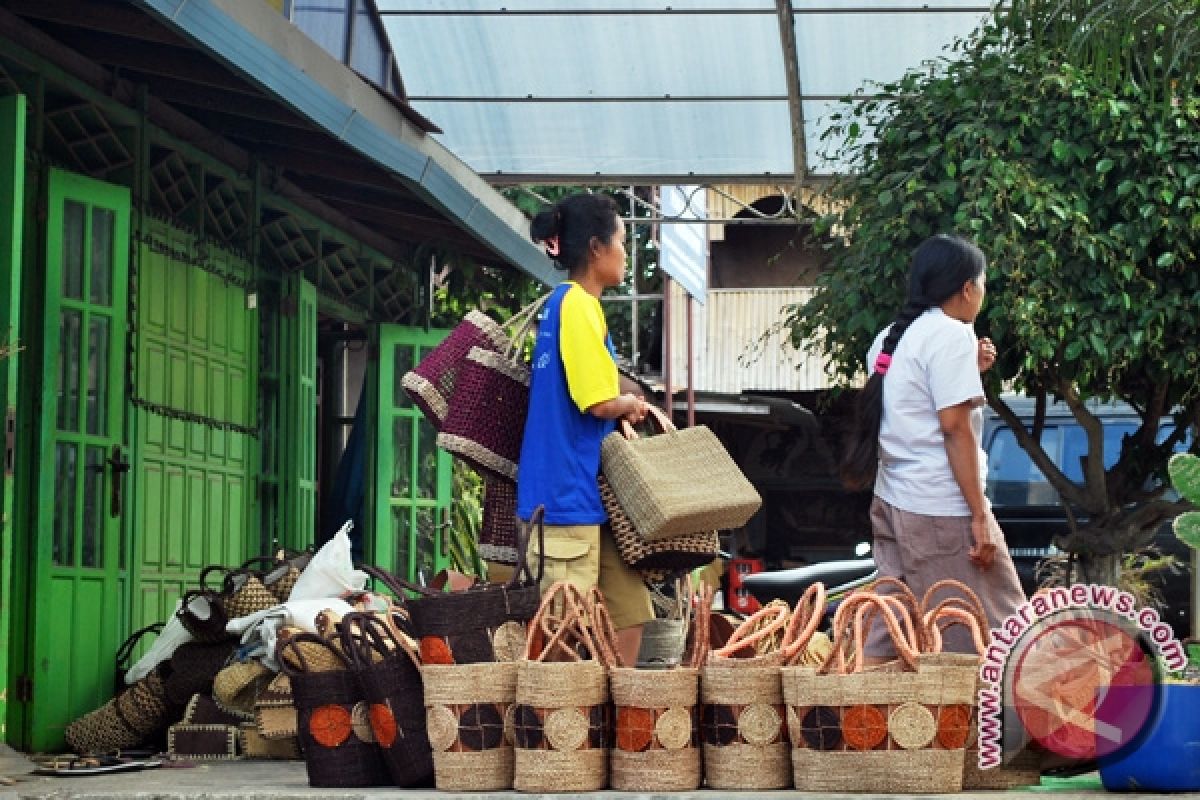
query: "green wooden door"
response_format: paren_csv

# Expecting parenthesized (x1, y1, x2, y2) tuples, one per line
(369, 325, 452, 583)
(279, 275, 317, 551)
(0, 94, 27, 741)
(25, 169, 129, 751)
(129, 217, 259, 636)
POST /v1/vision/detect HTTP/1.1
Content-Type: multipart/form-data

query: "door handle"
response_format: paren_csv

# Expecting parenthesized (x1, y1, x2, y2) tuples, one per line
(107, 444, 131, 517)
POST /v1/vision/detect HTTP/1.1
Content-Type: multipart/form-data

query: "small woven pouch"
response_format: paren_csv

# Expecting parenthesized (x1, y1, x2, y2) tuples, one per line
(168, 723, 240, 760)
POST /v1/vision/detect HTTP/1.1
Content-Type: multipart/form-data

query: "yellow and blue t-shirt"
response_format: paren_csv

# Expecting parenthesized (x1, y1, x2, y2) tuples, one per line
(516, 281, 619, 524)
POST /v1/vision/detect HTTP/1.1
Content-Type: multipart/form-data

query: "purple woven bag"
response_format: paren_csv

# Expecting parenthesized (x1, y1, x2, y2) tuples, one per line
(436, 346, 530, 480)
(401, 310, 510, 429)
(478, 475, 519, 565)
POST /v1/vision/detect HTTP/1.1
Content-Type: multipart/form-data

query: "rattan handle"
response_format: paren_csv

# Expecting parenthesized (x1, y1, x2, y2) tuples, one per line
(684, 581, 714, 668)
(502, 293, 551, 361)
(821, 591, 914, 674)
(782, 582, 827, 665)
(924, 602, 989, 655)
(711, 603, 789, 660)
(585, 587, 624, 669)
(525, 581, 589, 661)
(920, 579, 989, 642)
(868, 576, 926, 652)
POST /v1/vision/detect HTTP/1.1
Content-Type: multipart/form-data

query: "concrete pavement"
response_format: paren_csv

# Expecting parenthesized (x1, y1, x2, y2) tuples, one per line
(0, 758, 1193, 800)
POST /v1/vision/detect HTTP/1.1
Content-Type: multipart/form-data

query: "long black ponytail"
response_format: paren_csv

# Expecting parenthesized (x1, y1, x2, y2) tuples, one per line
(840, 234, 987, 490)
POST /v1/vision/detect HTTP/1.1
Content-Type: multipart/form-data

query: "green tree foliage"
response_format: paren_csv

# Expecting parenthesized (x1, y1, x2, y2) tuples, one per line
(786, 15, 1200, 582)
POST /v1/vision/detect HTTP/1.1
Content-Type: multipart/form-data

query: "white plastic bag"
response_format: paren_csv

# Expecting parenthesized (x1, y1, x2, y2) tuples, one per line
(288, 520, 368, 601)
(124, 603, 194, 684)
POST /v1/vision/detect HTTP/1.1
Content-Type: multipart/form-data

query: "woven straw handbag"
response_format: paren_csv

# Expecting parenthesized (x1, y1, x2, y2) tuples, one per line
(478, 474, 519, 565)
(113, 669, 174, 738)
(422, 659, 519, 791)
(599, 473, 719, 573)
(280, 633, 391, 788)
(401, 310, 512, 429)
(513, 582, 621, 793)
(601, 406, 762, 541)
(368, 506, 545, 665)
(916, 580, 1043, 790)
(219, 558, 283, 620)
(702, 601, 795, 789)
(782, 588, 975, 794)
(609, 579, 708, 791)
(340, 612, 434, 788)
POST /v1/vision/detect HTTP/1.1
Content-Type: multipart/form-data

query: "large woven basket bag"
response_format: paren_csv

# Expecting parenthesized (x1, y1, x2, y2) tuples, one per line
(701, 600, 799, 790)
(340, 612, 434, 787)
(435, 295, 547, 480)
(401, 310, 512, 429)
(422, 659, 519, 791)
(917, 580, 1042, 789)
(609, 578, 709, 791)
(370, 506, 545, 665)
(513, 582, 620, 793)
(601, 406, 762, 541)
(280, 633, 390, 788)
(782, 589, 975, 794)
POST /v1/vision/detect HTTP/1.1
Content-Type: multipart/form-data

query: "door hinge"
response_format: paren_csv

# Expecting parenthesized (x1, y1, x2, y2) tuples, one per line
(4, 407, 14, 477)
(15, 675, 32, 703)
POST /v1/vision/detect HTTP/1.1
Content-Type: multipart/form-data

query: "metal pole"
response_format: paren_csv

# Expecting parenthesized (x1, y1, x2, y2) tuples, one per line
(686, 296, 695, 428)
(663, 276, 673, 417)
(628, 186, 639, 369)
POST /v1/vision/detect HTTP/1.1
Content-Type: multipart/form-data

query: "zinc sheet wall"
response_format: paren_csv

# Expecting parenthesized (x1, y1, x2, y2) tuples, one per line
(666, 284, 839, 394)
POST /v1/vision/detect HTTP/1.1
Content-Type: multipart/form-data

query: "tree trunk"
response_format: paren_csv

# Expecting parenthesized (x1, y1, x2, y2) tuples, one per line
(1073, 551, 1122, 589)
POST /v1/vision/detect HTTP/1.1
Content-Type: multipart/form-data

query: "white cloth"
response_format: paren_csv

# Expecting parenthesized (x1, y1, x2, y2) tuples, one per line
(226, 597, 355, 671)
(867, 307, 987, 517)
(124, 604, 194, 685)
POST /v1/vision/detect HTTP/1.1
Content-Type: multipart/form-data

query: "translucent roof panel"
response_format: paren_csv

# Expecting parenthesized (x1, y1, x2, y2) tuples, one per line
(378, 1, 993, 180)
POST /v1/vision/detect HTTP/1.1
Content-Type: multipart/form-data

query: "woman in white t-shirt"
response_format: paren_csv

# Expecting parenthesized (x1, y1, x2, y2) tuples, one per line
(843, 234, 1026, 656)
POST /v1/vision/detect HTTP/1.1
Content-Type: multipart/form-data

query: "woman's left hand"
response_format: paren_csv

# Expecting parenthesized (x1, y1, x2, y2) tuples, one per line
(977, 337, 997, 373)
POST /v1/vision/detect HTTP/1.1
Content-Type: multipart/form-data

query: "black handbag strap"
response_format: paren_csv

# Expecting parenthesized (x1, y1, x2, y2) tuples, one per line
(198, 564, 232, 593)
(509, 504, 546, 589)
(277, 632, 349, 678)
(358, 563, 439, 599)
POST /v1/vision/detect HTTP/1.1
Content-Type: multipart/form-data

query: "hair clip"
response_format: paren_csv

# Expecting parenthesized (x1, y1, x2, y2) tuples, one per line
(874, 353, 892, 375)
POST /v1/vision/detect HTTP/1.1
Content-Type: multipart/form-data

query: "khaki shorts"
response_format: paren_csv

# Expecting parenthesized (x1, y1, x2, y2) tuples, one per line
(502, 523, 653, 631)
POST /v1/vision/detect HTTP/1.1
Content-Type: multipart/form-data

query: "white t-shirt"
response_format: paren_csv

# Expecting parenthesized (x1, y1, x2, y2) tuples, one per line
(866, 307, 987, 517)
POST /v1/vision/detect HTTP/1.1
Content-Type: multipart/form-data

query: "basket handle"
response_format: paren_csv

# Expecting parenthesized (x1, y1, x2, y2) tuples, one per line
(359, 563, 437, 598)
(919, 579, 989, 645)
(198, 564, 232, 593)
(340, 611, 422, 672)
(683, 580, 715, 669)
(822, 591, 919, 674)
(710, 603, 789, 660)
(616, 403, 676, 441)
(782, 582, 827, 665)
(502, 293, 551, 360)
(868, 576, 926, 652)
(509, 504, 547, 589)
(924, 601, 989, 655)
(277, 632, 349, 677)
(525, 581, 593, 662)
(585, 587, 624, 669)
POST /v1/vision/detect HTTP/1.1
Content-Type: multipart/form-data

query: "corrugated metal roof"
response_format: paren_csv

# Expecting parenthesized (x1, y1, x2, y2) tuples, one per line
(667, 284, 850, 393)
(377, 1, 991, 181)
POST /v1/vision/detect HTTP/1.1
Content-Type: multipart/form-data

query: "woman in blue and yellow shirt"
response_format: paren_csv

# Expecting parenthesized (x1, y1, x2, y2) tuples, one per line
(517, 192, 654, 666)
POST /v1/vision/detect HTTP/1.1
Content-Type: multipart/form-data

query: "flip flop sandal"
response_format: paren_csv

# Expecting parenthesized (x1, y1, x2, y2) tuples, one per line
(34, 756, 163, 776)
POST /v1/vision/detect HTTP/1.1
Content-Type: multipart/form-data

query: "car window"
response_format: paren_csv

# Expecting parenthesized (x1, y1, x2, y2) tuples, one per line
(986, 418, 1191, 507)
(986, 426, 1060, 506)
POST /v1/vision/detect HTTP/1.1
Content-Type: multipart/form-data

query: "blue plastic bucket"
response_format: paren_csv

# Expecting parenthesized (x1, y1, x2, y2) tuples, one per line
(1099, 684, 1200, 791)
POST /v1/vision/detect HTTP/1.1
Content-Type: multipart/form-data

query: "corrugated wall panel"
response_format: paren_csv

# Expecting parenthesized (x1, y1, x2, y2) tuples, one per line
(666, 284, 839, 394)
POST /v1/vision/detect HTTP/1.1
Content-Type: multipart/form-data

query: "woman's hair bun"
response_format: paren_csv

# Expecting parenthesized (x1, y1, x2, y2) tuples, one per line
(530, 207, 560, 243)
